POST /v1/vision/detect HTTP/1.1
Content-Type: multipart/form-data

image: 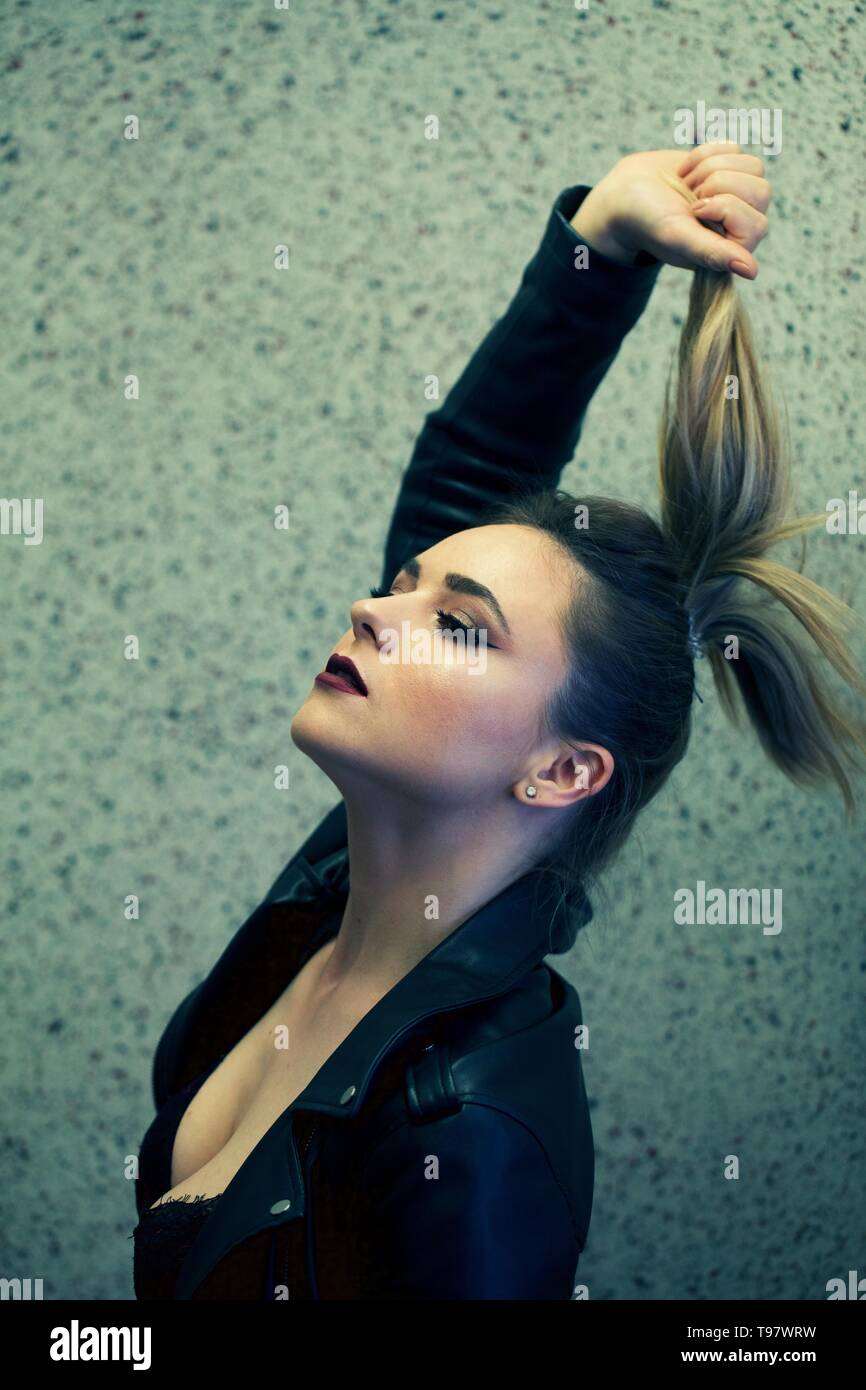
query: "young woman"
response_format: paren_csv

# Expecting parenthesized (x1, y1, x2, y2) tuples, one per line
(131, 143, 864, 1300)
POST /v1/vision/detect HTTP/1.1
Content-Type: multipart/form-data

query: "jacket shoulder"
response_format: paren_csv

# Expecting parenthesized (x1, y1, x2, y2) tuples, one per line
(352, 1065, 584, 1300)
(340, 967, 593, 1299)
(424, 967, 593, 1245)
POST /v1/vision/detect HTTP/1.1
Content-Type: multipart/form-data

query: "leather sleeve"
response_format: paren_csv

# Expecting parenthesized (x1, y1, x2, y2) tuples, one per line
(378, 183, 662, 590)
(353, 1101, 584, 1300)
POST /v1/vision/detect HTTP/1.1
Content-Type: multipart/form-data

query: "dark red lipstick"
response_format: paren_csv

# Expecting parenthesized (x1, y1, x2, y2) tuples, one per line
(315, 652, 368, 697)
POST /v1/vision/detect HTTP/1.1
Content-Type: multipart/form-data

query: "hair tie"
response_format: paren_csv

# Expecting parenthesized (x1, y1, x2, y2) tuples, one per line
(686, 610, 706, 703)
(687, 609, 705, 660)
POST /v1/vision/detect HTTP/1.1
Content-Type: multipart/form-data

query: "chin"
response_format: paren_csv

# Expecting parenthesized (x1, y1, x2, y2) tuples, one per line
(289, 699, 393, 804)
(290, 695, 358, 771)
(290, 696, 330, 756)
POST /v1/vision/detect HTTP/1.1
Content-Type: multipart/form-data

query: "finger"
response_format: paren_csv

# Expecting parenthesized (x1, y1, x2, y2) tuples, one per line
(682, 152, 765, 189)
(691, 192, 769, 253)
(675, 141, 743, 177)
(656, 210, 758, 278)
(692, 170, 772, 214)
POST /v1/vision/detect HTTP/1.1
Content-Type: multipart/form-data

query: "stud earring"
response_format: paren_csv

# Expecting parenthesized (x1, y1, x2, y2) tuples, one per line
(525, 785, 537, 799)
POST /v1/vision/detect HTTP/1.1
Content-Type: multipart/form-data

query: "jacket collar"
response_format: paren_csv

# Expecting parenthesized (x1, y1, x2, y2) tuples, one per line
(171, 802, 591, 1298)
(259, 801, 591, 1118)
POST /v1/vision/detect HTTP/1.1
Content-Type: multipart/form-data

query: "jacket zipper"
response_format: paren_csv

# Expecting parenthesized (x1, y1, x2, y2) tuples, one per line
(299, 1119, 322, 1300)
(273, 1121, 319, 1299)
(300, 1121, 318, 1163)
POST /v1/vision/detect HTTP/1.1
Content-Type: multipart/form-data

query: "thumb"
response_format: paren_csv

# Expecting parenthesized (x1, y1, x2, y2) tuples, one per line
(674, 197, 758, 279)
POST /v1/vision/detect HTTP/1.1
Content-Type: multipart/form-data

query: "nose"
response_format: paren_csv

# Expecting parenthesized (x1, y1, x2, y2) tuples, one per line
(348, 593, 391, 649)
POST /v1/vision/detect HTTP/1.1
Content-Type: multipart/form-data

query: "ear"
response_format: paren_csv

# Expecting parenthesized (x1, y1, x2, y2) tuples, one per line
(514, 741, 614, 807)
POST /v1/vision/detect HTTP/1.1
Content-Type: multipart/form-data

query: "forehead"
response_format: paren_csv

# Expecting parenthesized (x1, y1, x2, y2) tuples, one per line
(422, 521, 570, 584)
(419, 523, 576, 646)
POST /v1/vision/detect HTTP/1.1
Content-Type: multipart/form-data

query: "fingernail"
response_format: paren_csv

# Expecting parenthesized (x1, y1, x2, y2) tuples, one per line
(692, 199, 709, 212)
(730, 259, 755, 278)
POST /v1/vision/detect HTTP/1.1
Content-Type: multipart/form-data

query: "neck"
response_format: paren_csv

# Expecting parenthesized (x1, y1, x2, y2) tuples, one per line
(317, 786, 541, 995)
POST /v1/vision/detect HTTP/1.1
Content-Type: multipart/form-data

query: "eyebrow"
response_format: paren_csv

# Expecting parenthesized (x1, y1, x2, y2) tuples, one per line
(396, 555, 512, 637)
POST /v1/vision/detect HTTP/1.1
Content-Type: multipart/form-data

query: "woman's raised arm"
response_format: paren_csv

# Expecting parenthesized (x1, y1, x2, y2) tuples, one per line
(379, 144, 772, 592)
(378, 181, 662, 590)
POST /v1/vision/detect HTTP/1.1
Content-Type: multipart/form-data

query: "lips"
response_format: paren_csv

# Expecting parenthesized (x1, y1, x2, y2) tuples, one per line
(324, 652, 368, 696)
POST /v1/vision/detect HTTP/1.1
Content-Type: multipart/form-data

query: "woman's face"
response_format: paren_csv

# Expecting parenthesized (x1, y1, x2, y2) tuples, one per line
(290, 524, 577, 808)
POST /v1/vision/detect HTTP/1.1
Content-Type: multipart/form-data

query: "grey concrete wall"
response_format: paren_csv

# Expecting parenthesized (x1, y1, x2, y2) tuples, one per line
(1, 0, 863, 1300)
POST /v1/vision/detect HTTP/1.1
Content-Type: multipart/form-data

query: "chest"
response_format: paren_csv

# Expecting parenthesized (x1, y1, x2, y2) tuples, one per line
(151, 941, 372, 1208)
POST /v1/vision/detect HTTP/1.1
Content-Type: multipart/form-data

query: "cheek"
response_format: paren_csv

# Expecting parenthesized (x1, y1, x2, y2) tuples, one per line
(395, 659, 540, 759)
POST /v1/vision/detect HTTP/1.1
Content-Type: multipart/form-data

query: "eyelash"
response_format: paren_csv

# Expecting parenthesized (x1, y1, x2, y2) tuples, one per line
(368, 584, 497, 646)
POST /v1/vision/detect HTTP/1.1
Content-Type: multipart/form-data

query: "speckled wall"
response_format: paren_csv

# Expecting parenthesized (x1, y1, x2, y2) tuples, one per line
(1, 0, 863, 1303)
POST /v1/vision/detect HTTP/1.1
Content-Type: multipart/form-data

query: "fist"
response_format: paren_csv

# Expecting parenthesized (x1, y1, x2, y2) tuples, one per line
(572, 143, 773, 280)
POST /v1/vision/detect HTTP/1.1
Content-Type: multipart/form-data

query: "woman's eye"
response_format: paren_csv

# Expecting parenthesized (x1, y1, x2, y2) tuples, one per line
(368, 585, 496, 648)
(435, 609, 497, 648)
(435, 608, 472, 634)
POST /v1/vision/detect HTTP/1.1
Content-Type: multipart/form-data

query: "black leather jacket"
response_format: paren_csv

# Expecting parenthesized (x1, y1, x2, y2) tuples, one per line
(144, 185, 662, 1300)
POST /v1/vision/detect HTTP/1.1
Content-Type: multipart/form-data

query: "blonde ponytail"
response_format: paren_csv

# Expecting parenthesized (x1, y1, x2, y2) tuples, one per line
(656, 171, 866, 812)
(480, 177, 865, 947)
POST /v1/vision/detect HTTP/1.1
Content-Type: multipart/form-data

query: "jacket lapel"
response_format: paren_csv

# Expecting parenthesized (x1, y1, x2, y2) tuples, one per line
(172, 800, 591, 1297)
(290, 863, 571, 1116)
(264, 798, 591, 1114)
